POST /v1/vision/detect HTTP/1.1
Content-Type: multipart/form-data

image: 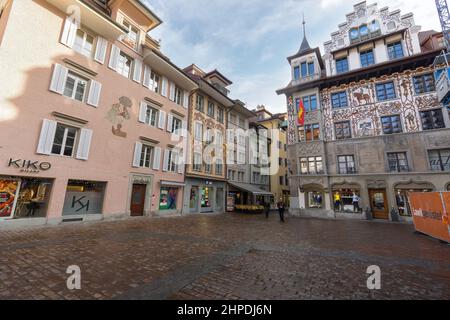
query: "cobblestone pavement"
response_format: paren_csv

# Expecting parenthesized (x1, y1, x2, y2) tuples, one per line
(0, 213, 449, 300)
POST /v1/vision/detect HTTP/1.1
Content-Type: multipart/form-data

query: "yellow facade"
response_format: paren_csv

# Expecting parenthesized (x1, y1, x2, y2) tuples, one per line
(257, 112, 290, 206)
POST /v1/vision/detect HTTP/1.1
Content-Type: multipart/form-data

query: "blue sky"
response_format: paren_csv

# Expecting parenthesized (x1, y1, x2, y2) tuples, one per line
(143, 0, 441, 114)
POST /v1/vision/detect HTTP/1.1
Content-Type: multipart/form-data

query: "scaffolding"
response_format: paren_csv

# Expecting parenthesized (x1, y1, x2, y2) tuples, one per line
(434, 0, 450, 106)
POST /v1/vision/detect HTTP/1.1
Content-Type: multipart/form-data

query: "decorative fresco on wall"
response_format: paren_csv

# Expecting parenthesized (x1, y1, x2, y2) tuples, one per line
(287, 96, 298, 145)
(106, 96, 132, 138)
(321, 66, 440, 141)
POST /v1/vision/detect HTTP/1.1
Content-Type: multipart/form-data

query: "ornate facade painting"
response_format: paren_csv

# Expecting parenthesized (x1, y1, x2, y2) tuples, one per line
(322, 66, 439, 140)
(106, 96, 132, 138)
(287, 96, 298, 145)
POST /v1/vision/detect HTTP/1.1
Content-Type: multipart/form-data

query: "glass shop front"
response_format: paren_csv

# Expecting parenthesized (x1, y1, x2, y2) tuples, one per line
(0, 176, 53, 220)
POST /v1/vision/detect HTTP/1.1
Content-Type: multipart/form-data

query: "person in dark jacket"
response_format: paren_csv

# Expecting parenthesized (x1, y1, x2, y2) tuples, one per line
(277, 201, 285, 223)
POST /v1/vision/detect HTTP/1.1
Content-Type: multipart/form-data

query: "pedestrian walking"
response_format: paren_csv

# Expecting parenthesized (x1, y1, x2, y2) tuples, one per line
(277, 201, 285, 223)
(352, 192, 360, 212)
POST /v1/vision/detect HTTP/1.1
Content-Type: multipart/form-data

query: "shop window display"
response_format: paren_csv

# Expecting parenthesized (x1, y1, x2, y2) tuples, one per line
(63, 180, 106, 216)
(308, 191, 323, 208)
(395, 189, 432, 216)
(333, 189, 361, 213)
(0, 178, 52, 220)
(201, 187, 213, 210)
(159, 187, 178, 211)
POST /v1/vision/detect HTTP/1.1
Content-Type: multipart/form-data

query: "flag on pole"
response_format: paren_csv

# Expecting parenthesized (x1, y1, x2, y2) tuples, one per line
(297, 98, 305, 126)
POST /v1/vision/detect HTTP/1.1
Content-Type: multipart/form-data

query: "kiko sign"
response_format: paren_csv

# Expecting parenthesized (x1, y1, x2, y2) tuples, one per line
(8, 158, 52, 173)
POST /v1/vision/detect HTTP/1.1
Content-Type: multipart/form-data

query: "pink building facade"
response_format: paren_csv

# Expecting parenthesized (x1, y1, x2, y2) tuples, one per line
(0, 0, 197, 226)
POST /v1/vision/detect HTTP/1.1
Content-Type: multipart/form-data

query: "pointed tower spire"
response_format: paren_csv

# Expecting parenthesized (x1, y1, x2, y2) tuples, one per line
(298, 13, 311, 53)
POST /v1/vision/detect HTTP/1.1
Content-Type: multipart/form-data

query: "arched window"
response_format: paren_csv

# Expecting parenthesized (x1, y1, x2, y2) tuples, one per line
(349, 28, 359, 42)
(359, 24, 369, 36)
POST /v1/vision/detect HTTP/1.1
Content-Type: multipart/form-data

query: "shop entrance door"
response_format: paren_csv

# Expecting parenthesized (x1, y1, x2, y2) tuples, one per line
(369, 189, 389, 219)
(130, 184, 146, 217)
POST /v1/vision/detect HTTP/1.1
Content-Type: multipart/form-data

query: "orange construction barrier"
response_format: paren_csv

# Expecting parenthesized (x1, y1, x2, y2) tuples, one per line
(409, 192, 450, 243)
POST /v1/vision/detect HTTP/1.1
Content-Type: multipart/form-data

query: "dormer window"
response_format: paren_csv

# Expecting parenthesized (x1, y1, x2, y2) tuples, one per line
(349, 20, 381, 44)
(359, 24, 369, 39)
(301, 62, 308, 78)
(294, 66, 300, 80)
(350, 28, 359, 42)
(296, 61, 315, 80)
(122, 20, 139, 50)
(308, 62, 314, 75)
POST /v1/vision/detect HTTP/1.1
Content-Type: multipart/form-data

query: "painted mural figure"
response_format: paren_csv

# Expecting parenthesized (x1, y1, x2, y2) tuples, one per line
(106, 96, 132, 138)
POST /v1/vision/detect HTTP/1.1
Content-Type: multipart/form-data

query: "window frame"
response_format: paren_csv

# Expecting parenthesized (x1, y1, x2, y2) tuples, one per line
(420, 109, 445, 131)
(334, 121, 352, 140)
(116, 51, 134, 79)
(51, 123, 78, 157)
(331, 91, 348, 109)
(63, 72, 88, 102)
(207, 101, 215, 118)
(337, 155, 356, 174)
(428, 149, 450, 172)
(387, 41, 404, 60)
(139, 144, 154, 169)
(196, 94, 204, 112)
(73, 28, 95, 58)
(360, 49, 375, 67)
(387, 152, 409, 172)
(413, 73, 436, 95)
(122, 19, 140, 50)
(381, 115, 403, 135)
(335, 57, 349, 74)
(144, 105, 159, 127)
(300, 156, 323, 175)
(376, 81, 396, 101)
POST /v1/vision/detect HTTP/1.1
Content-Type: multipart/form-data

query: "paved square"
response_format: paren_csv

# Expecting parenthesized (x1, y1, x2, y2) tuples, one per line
(0, 214, 449, 300)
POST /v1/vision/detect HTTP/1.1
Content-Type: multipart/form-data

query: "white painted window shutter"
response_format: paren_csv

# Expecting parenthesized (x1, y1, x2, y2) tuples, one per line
(133, 59, 143, 83)
(143, 65, 151, 88)
(139, 102, 147, 123)
(153, 147, 161, 170)
(87, 80, 102, 107)
(167, 114, 174, 132)
(158, 111, 166, 130)
(161, 77, 168, 97)
(76, 128, 93, 161)
(94, 37, 108, 64)
(132, 142, 143, 168)
(60, 16, 78, 48)
(183, 91, 189, 108)
(162, 149, 170, 172)
(169, 81, 175, 101)
(108, 45, 120, 70)
(49, 64, 68, 95)
(36, 119, 57, 155)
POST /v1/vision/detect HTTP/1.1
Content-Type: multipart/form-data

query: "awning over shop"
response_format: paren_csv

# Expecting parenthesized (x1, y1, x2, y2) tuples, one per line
(228, 182, 273, 196)
(160, 181, 185, 187)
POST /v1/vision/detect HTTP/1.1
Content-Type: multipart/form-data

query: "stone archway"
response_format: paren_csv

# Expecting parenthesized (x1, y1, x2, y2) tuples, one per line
(331, 181, 363, 213)
(393, 180, 435, 217)
(299, 183, 328, 210)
